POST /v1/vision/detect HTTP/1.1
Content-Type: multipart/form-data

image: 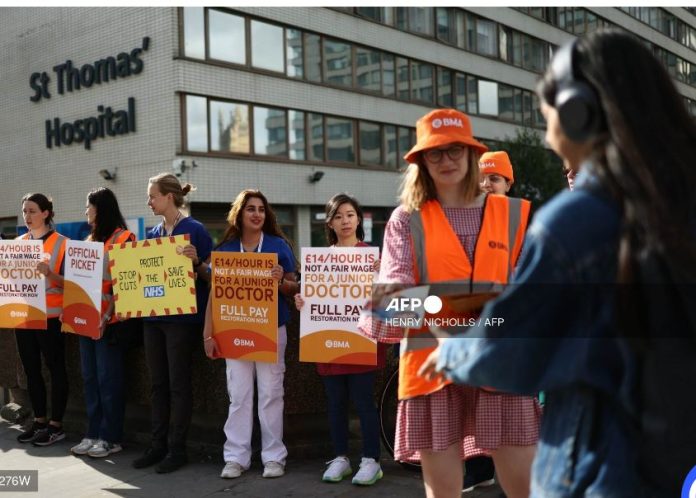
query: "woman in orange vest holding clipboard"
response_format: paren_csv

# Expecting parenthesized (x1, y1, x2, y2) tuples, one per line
(360, 109, 540, 498)
(14, 193, 70, 447)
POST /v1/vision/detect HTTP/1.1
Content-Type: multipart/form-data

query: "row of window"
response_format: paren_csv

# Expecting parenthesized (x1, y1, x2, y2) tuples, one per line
(517, 7, 696, 89)
(180, 8, 546, 128)
(684, 96, 696, 117)
(620, 7, 696, 53)
(337, 7, 554, 74)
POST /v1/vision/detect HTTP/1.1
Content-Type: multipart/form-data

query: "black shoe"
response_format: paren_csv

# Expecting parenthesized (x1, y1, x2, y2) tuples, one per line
(32, 425, 65, 446)
(132, 447, 168, 469)
(17, 421, 47, 443)
(156, 452, 188, 474)
(463, 456, 496, 493)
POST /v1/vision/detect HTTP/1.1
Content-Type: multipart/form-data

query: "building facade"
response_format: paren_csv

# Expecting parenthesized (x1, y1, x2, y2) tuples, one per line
(2, 7, 696, 246)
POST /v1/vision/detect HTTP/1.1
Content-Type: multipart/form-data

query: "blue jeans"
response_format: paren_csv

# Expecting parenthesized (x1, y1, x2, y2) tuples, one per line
(322, 371, 380, 460)
(79, 322, 126, 443)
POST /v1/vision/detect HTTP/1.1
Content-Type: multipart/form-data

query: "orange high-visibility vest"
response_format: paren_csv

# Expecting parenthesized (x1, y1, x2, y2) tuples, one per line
(100, 228, 135, 324)
(398, 195, 530, 400)
(19, 231, 68, 319)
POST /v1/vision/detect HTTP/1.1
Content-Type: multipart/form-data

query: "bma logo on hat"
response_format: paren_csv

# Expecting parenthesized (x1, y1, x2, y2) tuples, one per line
(480, 161, 495, 169)
(432, 117, 463, 129)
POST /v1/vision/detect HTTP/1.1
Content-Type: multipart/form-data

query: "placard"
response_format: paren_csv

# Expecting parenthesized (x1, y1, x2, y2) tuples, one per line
(61, 240, 104, 338)
(0, 240, 46, 329)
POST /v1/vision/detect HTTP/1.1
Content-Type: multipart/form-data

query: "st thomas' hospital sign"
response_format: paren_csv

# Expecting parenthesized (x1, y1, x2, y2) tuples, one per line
(29, 37, 150, 150)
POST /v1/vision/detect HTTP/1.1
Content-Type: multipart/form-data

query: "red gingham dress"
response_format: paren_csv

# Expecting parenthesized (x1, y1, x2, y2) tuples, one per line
(359, 204, 541, 462)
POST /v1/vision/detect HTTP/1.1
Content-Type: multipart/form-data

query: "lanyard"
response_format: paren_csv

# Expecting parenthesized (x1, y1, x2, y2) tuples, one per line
(164, 212, 182, 237)
(240, 232, 264, 253)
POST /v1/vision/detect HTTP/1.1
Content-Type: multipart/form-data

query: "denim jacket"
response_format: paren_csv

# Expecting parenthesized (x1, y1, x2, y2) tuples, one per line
(437, 170, 647, 497)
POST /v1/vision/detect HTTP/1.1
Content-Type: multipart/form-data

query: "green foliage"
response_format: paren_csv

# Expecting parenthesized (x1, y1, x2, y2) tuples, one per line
(495, 128, 566, 209)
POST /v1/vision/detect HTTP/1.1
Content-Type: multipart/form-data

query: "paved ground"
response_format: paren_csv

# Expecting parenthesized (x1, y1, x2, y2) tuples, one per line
(0, 419, 503, 497)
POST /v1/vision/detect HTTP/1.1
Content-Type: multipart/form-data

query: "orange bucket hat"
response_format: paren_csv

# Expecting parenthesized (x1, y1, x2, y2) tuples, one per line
(403, 109, 488, 164)
(479, 151, 514, 184)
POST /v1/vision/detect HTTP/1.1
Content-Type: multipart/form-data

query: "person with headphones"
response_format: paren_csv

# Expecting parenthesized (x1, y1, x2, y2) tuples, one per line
(419, 30, 696, 497)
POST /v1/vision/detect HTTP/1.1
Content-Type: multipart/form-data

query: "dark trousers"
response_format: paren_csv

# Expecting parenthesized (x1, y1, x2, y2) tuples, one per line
(15, 318, 69, 422)
(322, 371, 380, 459)
(79, 321, 127, 443)
(143, 321, 198, 453)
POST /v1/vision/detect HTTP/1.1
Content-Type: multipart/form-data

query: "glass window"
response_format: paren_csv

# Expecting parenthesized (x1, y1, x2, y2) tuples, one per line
(288, 110, 305, 160)
(455, 73, 467, 112)
(356, 47, 381, 93)
(466, 13, 477, 51)
(512, 32, 523, 67)
(395, 7, 407, 31)
(183, 7, 205, 59)
(455, 10, 466, 49)
(356, 7, 385, 22)
(323, 39, 353, 87)
(513, 88, 523, 123)
(437, 67, 452, 107)
(308, 113, 324, 161)
(251, 21, 284, 72)
(436, 8, 452, 44)
(478, 80, 499, 116)
(499, 27, 509, 62)
(398, 127, 413, 166)
(523, 91, 533, 126)
(305, 33, 322, 82)
(586, 11, 598, 32)
(210, 100, 249, 153)
(476, 19, 497, 57)
(467, 75, 478, 114)
(286, 29, 303, 78)
(498, 84, 514, 121)
(208, 10, 246, 64)
(326, 117, 355, 162)
(384, 125, 397, 168)
(523, 37, 546, 72)
(411, 60, 434, 103)
(253, 107, 287, 156)
(359, 121, 381, 165)
(396, 57, 410, 100)
(532, 94, 544, 127)
(185, 95, 208, 152)
(382, 53, 395, 97)
(573, 8, 586, 35)
(407, 8, 434, 36)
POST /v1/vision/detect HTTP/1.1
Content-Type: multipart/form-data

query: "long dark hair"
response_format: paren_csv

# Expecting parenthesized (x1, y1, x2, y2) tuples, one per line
(218, 189, 292, 249)
(324, 193, 365, 246)
(538, 29, 696, 284)
(22, 193, 55, 227)
(87, 187, 128, 243)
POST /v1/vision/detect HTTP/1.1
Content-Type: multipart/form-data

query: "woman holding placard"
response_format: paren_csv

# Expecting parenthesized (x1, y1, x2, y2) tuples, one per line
(202, 189, 297, 480)
(132, 173, 212, 474)
(14, 193, 69, 447)
(294, 193, 386, 485)
(70, 187, 135, 459)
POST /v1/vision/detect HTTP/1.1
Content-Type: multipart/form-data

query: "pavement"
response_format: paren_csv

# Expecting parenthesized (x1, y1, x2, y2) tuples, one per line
(0, 418, 503, 497)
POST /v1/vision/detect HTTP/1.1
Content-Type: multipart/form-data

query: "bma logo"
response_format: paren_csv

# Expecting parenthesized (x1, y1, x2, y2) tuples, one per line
(143, 285, 165, 298)
(325, 339, 350, 349)
(682, 464, 696, 498)
(431, 117, 463, 129)
(74, 317, 87, 325)
(480, 161, 495, 169)
(10, 310, 28, 318)
(386, 295, 442, 314)
(488, 241, 509, 251)
(233, 338, 255, 347)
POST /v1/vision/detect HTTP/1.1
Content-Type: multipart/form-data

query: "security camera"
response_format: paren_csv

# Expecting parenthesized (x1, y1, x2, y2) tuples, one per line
(172, 159, 185, 177)
(98, 168, 117, 181)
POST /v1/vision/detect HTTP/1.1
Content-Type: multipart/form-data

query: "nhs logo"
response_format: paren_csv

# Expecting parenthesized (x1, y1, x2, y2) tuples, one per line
(144, 285, 165, 298)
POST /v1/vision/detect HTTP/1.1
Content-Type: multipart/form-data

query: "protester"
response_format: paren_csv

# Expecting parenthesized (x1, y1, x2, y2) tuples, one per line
(360, 108, 539, 498)
(203, 189, 297, 480)
(419, 30, 696, 497)
(14, 193, 69, 446)
(295, 193, 386, 485)
(70, 187, 135, 458)
(132, 173, 212, 473)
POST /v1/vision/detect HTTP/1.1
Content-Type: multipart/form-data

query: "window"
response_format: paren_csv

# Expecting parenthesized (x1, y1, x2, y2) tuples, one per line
(183, 7, 205, 59)
(523, 91, 533, 126)
(478, 80, 499, 116)
(455, 73, 467, 112)
(454, 10, 466, 49)
(356, 7, 386, 22)
(467, 75, 478, 114)
(396, 57, 410, 100)
(532, 94, 544, 127)
(210, 100, 249, 153)
(437, 67, 452, 107)
(436, 8, 453, 44)
(305, 33, 322, 82)
(476, 19, 497, 57)
(326, 117, 354, 162)
(407, 8, 434, 36)
(185, 95, 208, 152)
(288, 110, 305, 160)
(513, 88, 523, 123)
(308, 113, 324, 161)
(382, 53, 395, 97)
(411, 61, 434, 103)
(383, 125, 397, 168)
(252, 107, 287, 157)
(398, 127, 414, 166)
(523, 36, 546, 72)
(359, 121, 381, 165)
(208, 10, 246, 64)
(498, 84, 514, 121)
(286, 29, 303, 78)
(323, 39, 353, 87)
(251, 21, 284, 72)
(356, 47, 381, 93)
(0, 217, 18, 239)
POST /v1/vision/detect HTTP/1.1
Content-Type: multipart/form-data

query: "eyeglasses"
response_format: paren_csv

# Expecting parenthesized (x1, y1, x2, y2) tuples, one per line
(422, 145, 466, 163)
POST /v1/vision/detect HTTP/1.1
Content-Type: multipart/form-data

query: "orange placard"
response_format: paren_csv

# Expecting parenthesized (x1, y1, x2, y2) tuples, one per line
(210, 251, 278, 362)
(0, 240, 47, 329)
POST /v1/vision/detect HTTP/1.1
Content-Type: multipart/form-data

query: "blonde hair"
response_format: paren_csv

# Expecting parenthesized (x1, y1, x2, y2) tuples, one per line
(148, 173, 196, 208)
(398, 148, 482, 212)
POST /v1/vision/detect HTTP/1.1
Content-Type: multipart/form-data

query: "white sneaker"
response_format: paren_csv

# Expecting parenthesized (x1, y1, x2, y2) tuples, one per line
(322, 456, 352, 482)
(352, 457, 383, 486)
(87, 440, 122, 458)
(221, 461, 244, 479)
(262, 461, 285, 478)
(71, 438, 97, 456)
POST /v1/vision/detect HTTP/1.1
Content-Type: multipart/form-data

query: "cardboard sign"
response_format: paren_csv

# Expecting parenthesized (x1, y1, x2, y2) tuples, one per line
(61, 240, 104, 339)
(299, 247, 378, 365)
(109, 235, 197, 318)
(0, 240, 47, 329)
(210, 251, 278, 362)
